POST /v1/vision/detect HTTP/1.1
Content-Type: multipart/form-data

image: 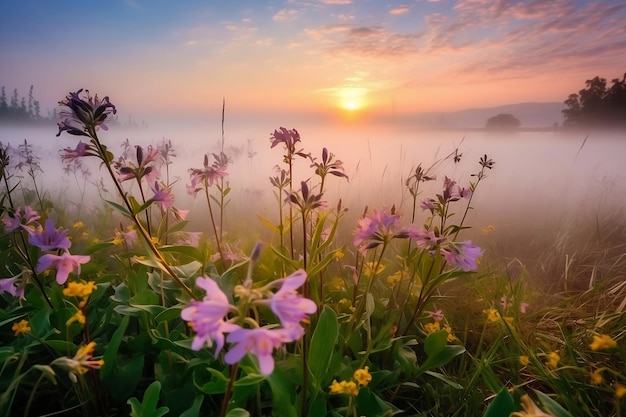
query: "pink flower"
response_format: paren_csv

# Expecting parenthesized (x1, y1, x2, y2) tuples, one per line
(353, 208, 403, 251)
(56, 89, 117, 137)
(28, 218, 71, 251)
(181, 277, 239, 354)
(37, 251, 90, 285)
(61, 141, 92, 163)
(0, 273, 26, 298)
(440, 241, 482, 272)
(2, 206, 40, 232)
(150, 182, 175, 212)
(224, 327, 288, 375)
(187, 154, 228, 196)
(406, 225, 442, 250)
(263, 269, 316, 339)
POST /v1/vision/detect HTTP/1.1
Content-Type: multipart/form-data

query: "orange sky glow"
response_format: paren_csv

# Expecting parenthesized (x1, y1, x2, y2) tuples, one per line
(1, 0, 625, 126)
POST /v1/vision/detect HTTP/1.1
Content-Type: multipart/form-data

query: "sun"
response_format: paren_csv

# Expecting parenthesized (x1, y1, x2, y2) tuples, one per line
(338, 87, 367, 113)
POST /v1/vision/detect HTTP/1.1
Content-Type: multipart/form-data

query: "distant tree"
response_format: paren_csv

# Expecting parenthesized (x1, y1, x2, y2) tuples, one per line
(0, 85, 49, 124)
(562, 73, 626, 127)
(485, 113, 521, 130)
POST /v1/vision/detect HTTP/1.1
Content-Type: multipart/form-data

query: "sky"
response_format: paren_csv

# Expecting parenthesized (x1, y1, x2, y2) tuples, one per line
(1, 0, 625, 126)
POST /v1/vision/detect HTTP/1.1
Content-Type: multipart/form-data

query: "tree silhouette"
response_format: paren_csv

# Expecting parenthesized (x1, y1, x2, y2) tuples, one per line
(485, 113, 521, 130)
(563, 73, 626, 127)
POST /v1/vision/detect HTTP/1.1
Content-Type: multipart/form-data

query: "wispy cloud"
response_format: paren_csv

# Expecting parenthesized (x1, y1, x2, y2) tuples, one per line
(273, 8, 299, 21)
(389, 5, 410, 15)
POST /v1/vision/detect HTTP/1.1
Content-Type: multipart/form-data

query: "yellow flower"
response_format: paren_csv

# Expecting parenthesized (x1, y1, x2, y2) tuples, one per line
(443, 323, 457, 343)
(66, 310, 86, 326)
(615, 383, 626, 399)
(511, 394, 556, 417)
(334, 250, 344, 260)
(519, 355, 530, 366)
(329, 379, 358, 396)
(484, 308, 500, 323)
(590, 369, 603, 385)
(503, 316, 514, 327)
(51, 341, 104, 383)
(363, 262, 385, 278)
(481, 225, 495, 235)
(589, 334, 617, 351)
(112, 231, 124, 246)
(545, 352, 560, 369)
(151, 236, 159, 245)
(63, 281, 97, 298)
(12, 319, 31, 336)
(73, 221, 84, 229)
(328, 277, 345, 291)
(386, 271, 402, 286)
(424, 322, 441, 334)
(354, 367, 372, 387)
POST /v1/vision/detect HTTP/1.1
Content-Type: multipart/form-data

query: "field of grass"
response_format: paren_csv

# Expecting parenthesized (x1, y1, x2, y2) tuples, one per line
(1, 90, 625, 417)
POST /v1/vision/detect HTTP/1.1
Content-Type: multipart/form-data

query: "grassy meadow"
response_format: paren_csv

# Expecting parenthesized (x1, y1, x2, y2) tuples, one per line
(1, 90, 625, 417)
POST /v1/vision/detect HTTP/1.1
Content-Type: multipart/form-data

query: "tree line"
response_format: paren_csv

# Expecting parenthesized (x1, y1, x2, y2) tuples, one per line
(0, 85, 51, 124)
(562, 72, 626, 128)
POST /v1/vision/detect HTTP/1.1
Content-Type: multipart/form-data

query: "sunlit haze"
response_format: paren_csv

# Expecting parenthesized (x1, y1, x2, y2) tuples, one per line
(1, 0, 625, 126)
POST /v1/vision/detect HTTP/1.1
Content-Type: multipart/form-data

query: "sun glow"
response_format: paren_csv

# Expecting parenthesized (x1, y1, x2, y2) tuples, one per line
(338, 87, 367, 112)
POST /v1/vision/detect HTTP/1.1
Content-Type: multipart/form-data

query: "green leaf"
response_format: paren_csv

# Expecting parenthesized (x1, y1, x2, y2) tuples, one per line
(534, 390, 574, 417)
(103, 199, 132, 217)
(127, 381, 169, 417)
(225, 409, 250, 417)
(178, 395, 204, 417)
(101, 315, 129, 379)
(266, 367, 298, 417)
(416, 331, 465, 374)
(233, 373, 267, 387)
(483, 387, 515, 417)
(308, 306, 339, 389)
(424, 371, 463, 389)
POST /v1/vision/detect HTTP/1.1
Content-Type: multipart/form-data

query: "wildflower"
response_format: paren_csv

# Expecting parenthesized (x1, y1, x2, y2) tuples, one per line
(181, 276, 239, 354)
(485, 308, 501, 323)
(443, 323, 457, 342)
(589, 334, 617, 351)
(2, 206, 40, 233)
(363, 262, 385, 278)
(114, 145, 160, 183)
(63, 281, 97, 298)
(406, 225, 441, 250)
(615, 383, 626, 399)
(28, 218, 72, 251)
(420, 198, 436, 211)
(0, 273, 26, 298)
(72, 221, 84, 229)
(386, 271, 402, 286)
(424, 322, 441, 333)
(353, 208, 403, 252)
(481, 225, 496, 235)
(545, 351, 560, 369)
(479, 154, 495, 170)
(57, 89, 117, 137)
(511, 394, 555, 417)
(270, 127, 307, 159)
(427, 309, 445, 322)
(519, 302, 529, 314)
(503, 316, 514, 327)
(590, 369, 603, 385)
(309, 147, 349, 181)
(519, 355, 530, 366)
(187, 153, 229, 196)
(224, 327, 288, 375)
(286, 180, 327, 213)
(150, 181, 175, 212)
(440, 241, 482, 271)
(66, 310, 86, 326)
(61, 141, 93, 163)
(51, 342, 104, 383)
(354, 367, 372, 386)
(329, 379, 359, 396)
(36, 251, 91, 285)
(264, 269, 317, 339)
(12, 319, 31, 336)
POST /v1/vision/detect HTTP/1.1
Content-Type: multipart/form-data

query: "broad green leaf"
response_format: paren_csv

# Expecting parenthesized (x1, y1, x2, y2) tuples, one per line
(101, 315, 129, 379)
(127, 381, 169, 417)
(266, 367, 297, 417)
(308, 306, 339, 389)
(225, 409, 250, 417)
(103, 199, 132, 217)
(417, 331, 465, 374)
(233, 373, 267, 387)
(483, 387, 515, 417)
(534, 390, 574, 417)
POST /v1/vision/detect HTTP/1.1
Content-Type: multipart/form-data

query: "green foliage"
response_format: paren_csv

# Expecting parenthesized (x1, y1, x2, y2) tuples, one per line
(127, 381, 169, 417)
(563, 72, 626, 127)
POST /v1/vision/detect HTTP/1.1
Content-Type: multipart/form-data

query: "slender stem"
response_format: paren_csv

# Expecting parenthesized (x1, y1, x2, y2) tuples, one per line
(288, 158, 294, 259)
(204, 186, 225, 269)
(220, 363, 239, 417)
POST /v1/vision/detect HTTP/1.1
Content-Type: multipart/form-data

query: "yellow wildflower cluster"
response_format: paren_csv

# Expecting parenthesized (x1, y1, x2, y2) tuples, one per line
(51, 341, 105, 383)
(544, 351, 560, 369)
(329, 367, 372, 396)
(481, 225, 496, 235)
(590, 369, 603, 385)
(519, 355, 530, 366)
(589, 334, 617, 351)
(63, 281, 97, 298)
(12, 319, 31, 336)
(615, 383, 626, 399)
(423, 320, 457, 343)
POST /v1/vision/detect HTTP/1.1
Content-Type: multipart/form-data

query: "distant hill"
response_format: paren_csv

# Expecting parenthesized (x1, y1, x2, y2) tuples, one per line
(392, 102, 565, 129)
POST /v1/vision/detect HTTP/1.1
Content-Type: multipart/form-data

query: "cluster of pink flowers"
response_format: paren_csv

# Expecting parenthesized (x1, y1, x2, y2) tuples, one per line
(181, 269, 316, 375)
(0, 208, 90, 292)
(187, 152, 229, 196)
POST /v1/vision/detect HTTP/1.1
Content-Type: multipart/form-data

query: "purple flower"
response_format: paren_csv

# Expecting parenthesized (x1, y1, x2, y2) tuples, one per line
(187, 154, 228, 196)
(114, 145, 160, 183)
(150, 182, 175, 212)
(224, 327, 288, 375)
(440, 240, 482, 272)
(56, 89, 117, 137)
(181, 277, 239, 354)
(263, 269, 316, 338)
(2, 206, 40, 233)
(28, 218, 71, 251)
(270, 127, 300, 154)
(353, 208, 403, 251)
(37, 251, 90, 285)
(0, 273, 26, 299)
(406, 225, 442, 250)
(61, 141, 93, 163)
